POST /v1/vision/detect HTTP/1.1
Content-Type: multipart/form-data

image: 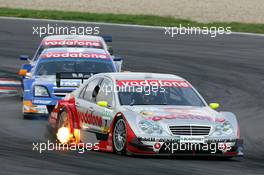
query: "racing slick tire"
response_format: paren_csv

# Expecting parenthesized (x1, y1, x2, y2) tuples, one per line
(113, 117, 127, 155)
(56, 108, 80, 144)
(57, 109, 70, 131)
(23, 114, 33, 119)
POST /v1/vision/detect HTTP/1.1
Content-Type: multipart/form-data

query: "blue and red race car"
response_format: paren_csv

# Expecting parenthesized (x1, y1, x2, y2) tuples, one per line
(19, 35, 122, 83)
(21, 47, 118, 118)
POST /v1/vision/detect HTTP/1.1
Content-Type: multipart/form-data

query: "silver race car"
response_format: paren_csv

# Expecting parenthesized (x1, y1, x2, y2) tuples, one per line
(49, 72, 243, 157)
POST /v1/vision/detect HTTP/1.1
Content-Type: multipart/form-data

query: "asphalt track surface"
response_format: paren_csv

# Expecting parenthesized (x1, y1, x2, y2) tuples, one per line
(0, 18, 264, 175)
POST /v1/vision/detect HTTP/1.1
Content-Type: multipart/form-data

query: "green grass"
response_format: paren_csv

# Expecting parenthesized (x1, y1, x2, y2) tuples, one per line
(0, 7, 264, 34)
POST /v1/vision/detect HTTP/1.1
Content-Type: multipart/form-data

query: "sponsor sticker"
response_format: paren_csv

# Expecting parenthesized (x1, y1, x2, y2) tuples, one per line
(117, 80, 191, 88)
(180, 136, 205, 143)
(153, 142, 164, 152)
(99, 109, 113, 120)
(147, 114, 212, 121)
(41, 52, 108, 59)
(42, 40, 101, 47)
(33, 100, 52, 105)
(60, 79, 82, 87)
(78, 111, 103, 127)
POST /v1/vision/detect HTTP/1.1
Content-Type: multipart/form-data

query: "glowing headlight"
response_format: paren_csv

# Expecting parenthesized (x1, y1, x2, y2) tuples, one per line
(138, 120, 163, 135)
(213, 121, 233, 136)
(34, 85, 49, 97)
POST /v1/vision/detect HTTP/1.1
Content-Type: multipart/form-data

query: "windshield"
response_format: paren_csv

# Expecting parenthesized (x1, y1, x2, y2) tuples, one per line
(34, 58, 115, 76)
(118, 83, 205, 106)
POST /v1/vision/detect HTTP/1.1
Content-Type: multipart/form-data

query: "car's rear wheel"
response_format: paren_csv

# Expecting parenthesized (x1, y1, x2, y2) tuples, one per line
(113, 117, 127, 154)
(56, 109, 80, 144)
(57, 110, 70, 130)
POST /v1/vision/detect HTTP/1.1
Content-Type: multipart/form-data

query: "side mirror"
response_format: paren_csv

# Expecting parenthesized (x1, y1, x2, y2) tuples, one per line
(18, 69, 27, 76)
(20, 55, 29, 61)
(97, 101, 108, 108)
(102, 35, 112, 42)
(209, 103, 220, 110)
(19, 55, 29, 61)
(21, 63, 32, 72)
(108, 46, 114, 55)
(113, 56, 122, 62)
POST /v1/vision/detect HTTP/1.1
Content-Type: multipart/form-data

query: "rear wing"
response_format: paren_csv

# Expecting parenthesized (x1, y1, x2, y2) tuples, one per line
(56, 72, 94, 87)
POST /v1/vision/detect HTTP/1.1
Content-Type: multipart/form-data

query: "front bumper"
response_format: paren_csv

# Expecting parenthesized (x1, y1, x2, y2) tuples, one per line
(127, 137, 244, 157)
(23, 100, 55, 117)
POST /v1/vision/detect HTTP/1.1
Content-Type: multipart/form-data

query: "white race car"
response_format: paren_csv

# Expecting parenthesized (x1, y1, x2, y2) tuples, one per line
(49, 72, 243, 157)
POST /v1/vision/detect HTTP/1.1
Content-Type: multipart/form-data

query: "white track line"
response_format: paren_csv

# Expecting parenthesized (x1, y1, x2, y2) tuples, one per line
(0, 16, 263, 37)
(0, 81, 21, 85)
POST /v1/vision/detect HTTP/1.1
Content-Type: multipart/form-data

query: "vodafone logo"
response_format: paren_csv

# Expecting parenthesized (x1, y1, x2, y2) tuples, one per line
(41, 52, 108, 59)
(117, 80, 190, 88)
(43, 40, 101, 47)
(146, 114, 225, 122)
(153, 142, 163, 152)
(78, 111, 103, 127)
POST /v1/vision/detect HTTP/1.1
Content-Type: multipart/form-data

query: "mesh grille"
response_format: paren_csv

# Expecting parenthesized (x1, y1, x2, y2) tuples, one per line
(169, 125, 211, 136)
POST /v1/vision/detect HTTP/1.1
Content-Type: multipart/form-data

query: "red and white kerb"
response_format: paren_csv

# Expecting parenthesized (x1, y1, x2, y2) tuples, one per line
(117, 80, 191, 88)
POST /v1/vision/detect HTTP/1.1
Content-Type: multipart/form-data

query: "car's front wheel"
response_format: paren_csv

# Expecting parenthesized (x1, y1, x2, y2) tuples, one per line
(113, 117, 127, 154)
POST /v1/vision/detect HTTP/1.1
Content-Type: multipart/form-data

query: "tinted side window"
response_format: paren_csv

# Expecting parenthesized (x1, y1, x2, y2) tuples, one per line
(83, 78, 102, 102)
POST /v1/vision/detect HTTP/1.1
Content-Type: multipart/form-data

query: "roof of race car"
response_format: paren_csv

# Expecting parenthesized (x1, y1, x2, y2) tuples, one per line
(96, 72, 185, 81)
(38, 47, 110, 60)
(42, 35, 103, 41)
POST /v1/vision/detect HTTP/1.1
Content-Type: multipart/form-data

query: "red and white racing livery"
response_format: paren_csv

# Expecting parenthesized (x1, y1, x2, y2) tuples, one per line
(49, 72, 243, 157)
